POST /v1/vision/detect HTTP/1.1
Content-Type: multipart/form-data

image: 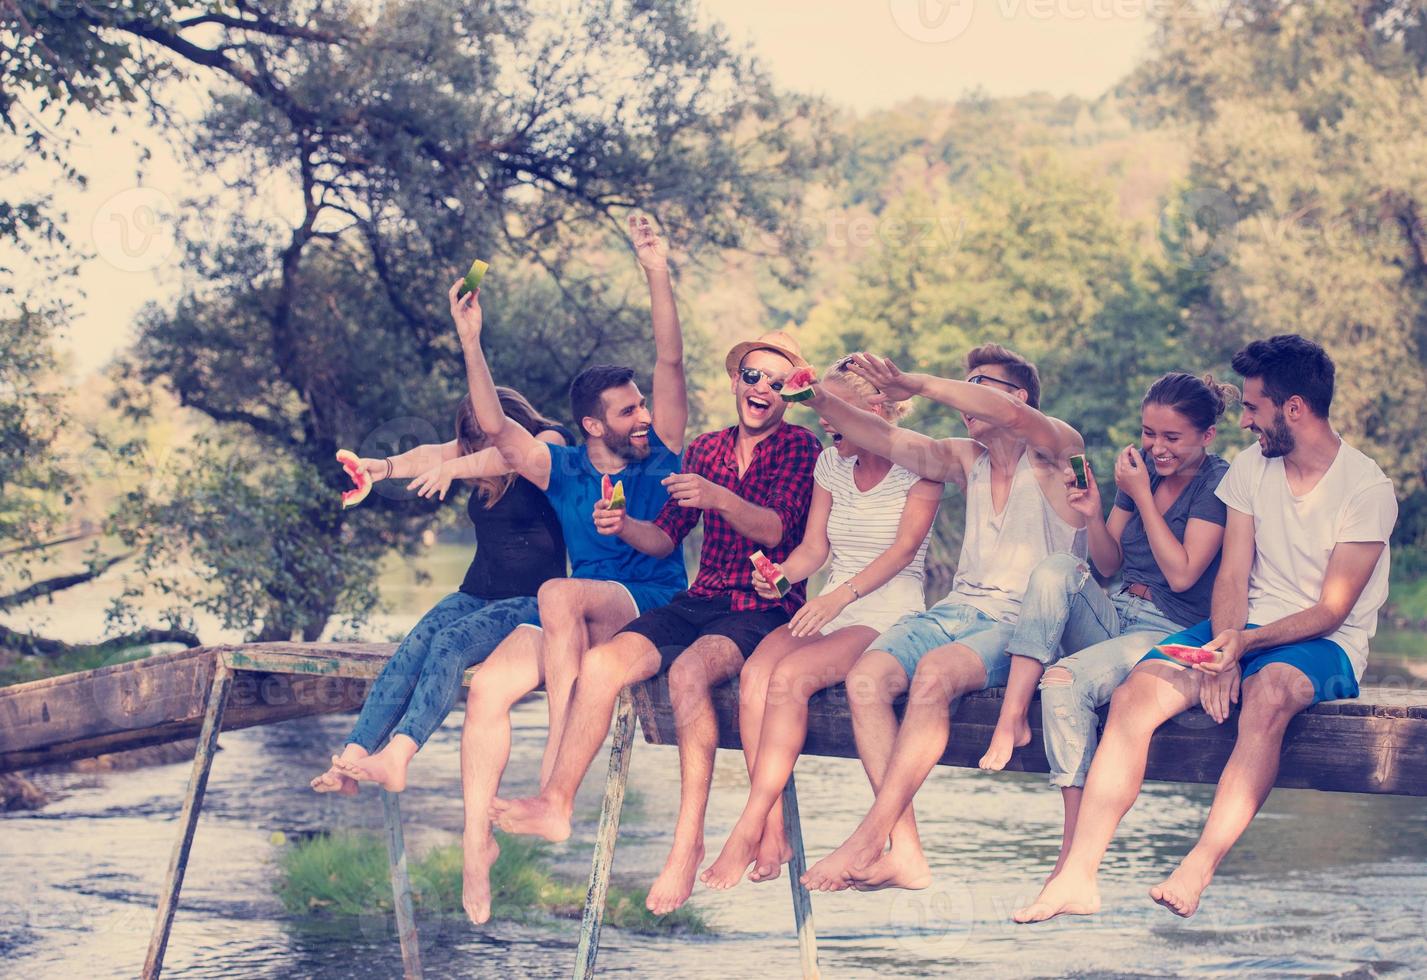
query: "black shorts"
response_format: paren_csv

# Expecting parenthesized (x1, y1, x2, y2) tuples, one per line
(619, 591, 790, 670)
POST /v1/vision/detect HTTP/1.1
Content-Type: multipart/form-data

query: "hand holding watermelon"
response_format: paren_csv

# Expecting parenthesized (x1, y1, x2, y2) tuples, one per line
(750, 550, 791, 599)
(447, 277, 484, 347)
(335, 449, 373, 509)
(779, 367, 818, 403)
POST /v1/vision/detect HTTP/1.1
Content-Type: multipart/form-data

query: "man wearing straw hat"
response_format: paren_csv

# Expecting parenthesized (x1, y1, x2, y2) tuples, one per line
(493, 330, 822, 916)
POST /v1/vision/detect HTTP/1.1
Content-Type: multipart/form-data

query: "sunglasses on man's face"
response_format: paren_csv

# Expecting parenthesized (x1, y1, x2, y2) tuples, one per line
(967, 373, 1023, 393)
(739, 367, 788, 392)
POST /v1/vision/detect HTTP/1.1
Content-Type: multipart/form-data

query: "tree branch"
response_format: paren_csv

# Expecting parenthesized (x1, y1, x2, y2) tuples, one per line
(0, 624, 201, 659)
(0, 552, 133, 613)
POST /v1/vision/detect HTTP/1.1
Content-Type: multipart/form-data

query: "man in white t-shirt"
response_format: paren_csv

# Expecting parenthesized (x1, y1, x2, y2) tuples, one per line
(1017, 334, 1398, 925)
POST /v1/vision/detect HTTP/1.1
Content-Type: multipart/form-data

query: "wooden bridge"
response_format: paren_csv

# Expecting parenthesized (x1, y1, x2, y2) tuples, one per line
(2, 642, 1425, 978)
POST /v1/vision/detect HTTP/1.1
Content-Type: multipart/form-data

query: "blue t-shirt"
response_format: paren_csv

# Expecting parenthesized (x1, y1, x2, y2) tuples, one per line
(543, 430, 688, 594)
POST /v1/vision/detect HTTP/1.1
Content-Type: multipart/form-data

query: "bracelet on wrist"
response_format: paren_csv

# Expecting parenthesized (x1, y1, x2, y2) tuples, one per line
(384, 457, 394, 480)
(845, 581, 862, 600)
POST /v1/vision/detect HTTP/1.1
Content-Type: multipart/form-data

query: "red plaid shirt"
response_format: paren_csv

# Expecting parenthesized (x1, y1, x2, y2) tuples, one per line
(653, 422, 821, 612)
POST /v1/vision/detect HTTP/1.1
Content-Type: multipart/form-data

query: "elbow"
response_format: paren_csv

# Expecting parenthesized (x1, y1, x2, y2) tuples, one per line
(1164, 571, 1196, 594)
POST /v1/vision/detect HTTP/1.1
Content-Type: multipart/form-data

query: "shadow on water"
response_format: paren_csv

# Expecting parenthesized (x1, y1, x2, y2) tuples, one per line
(3, 545, 1427, 977)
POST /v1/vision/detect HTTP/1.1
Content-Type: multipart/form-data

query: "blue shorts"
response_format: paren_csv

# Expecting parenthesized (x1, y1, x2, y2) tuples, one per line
(871, 600, 1015, 688)
(621, 581, 683, 616)
(1140, 619, 1359, 704)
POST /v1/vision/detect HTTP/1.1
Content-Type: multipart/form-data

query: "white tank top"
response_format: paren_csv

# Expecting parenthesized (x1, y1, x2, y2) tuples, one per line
(949, 450, 1085, 624)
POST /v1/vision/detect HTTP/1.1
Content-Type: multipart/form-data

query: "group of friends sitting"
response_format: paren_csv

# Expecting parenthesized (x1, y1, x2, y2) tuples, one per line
(308, 217, 1398, 927)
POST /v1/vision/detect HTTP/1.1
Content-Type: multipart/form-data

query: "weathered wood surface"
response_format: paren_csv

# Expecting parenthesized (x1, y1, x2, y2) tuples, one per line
(0, 643, 393, 773)
(630, 676, 1427, 797)
(4, 643, 1426, 796)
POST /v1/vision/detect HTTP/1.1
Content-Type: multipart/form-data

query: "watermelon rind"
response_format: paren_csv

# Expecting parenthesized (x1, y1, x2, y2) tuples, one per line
(459, 258, 489, 298)
(749, 549, 791, 598)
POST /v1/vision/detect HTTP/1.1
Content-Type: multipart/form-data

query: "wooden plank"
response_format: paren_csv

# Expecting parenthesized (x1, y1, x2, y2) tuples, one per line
(0, 643, 394, 773)
(142, 662, 232, 979)
(630, 676, 1427, 798)
(573, 689, 638, 980)
(382, 789, 423, 980)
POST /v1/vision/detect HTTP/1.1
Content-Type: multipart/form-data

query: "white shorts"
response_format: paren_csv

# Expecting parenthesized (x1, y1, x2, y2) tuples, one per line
(819, 575, 925, 637)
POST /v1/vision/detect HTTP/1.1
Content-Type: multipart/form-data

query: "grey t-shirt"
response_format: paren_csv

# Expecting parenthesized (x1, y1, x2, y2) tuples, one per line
(1113, 453, 1229, 626)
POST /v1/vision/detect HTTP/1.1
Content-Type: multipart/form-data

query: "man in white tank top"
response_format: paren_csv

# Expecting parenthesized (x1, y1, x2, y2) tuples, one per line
(796, 345, 1087, 892)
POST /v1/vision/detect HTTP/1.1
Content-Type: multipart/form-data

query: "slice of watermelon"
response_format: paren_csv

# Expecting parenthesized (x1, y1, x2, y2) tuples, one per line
(749, 550, 791, 598)
(780, 367, 817, 403)
(458, 258, 490, 298)
(335, 449, 372, 509)
(1155, 643, 1215, 665)
(600, 474, 626, 510)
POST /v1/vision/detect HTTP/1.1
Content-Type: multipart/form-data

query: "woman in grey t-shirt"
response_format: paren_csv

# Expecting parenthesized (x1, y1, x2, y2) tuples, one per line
(983, 372, 1239, 878)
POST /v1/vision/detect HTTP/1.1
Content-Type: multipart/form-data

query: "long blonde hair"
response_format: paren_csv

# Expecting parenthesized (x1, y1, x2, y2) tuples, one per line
(455, 387, 561, 508)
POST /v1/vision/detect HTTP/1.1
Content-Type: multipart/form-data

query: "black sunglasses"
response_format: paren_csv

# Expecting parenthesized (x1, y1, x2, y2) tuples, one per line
(739, 366, 788, 392)
(968, 373, 1023, 392)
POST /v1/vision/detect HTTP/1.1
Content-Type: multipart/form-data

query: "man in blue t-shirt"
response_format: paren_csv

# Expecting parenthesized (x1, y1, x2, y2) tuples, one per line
(452, 216, 689, 925)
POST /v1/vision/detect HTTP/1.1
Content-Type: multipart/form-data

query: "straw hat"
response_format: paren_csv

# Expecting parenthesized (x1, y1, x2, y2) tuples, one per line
(724, 330, 810, 378)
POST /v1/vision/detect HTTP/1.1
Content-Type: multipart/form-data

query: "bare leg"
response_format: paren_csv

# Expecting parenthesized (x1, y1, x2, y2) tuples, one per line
(458, 629, 544, 924)
(1150, 662, 1313, 917)
(806, 645, 984, 892)
(1050, 787, 1083, 880)
(534, 580, 640, 787)
(703, 628, 873, 889)
(729, 626, 804, 883)
(840, 650, 927, 891)
(492, 632, 662, 841)
(1014, 661, 1198, 923)
(979, 654, 1042, 771)
(334, 734, 418, 792)
(646, 635, 747, 915)
(311, 743, 368, 795)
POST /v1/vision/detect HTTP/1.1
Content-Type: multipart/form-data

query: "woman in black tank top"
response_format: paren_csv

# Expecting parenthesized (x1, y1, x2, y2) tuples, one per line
(310, 388, 572, 796)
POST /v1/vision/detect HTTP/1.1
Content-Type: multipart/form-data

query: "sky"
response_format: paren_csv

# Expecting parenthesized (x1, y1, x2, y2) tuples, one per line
(28, 0, 1156, 378)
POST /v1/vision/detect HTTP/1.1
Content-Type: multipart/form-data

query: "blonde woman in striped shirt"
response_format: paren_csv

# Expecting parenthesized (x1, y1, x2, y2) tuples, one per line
(700, 355, 942, 890)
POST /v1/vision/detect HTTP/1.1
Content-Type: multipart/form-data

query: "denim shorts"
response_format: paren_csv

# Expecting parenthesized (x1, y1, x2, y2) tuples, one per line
(871, 600, 1015, 688)
(1140, 619, 1360, 704)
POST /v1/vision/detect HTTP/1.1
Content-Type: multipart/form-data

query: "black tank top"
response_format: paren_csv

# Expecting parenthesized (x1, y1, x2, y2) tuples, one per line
(458, 424, 573, 600)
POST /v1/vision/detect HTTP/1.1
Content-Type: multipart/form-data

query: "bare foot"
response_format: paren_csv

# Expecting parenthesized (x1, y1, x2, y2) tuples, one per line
(332, 746, 409, 793)
(489, 794, 572, 842)
(309, 765, 358, 796)
(1013, 872, 1101, 923)
(462, 834, 500, 925)
(1149, 861, 1212, 918)
(850, 847, 932, 892)
(701, 824, 760, 890)
(748, 824, 791, 883)
(647, 843, 704, 915)
(978, 716, 1031, 771)
(801, 831, 883, 893)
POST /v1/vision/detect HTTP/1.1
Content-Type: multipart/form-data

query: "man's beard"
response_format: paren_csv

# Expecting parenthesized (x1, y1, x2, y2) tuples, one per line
(607, 426, 650, 462)
(1256, 409, 1295, 458)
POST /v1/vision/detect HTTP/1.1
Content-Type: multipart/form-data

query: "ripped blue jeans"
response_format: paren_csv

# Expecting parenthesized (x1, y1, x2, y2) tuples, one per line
(1004, 552, 1182, 788)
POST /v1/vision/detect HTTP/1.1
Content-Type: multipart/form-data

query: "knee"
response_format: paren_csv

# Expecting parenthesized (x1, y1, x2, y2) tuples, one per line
(768, 660, 814, 706)
(582, 639, 634, 688)
(739, 660, 774, 704)
(537, 579, 579, 626)
(846, 655, 898, 713)
(1238, 676, 1310, 732)
(667, 655, 713, 696)
(1026, 552, 1089, 597)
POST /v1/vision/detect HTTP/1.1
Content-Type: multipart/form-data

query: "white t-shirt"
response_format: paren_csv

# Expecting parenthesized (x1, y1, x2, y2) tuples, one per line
(1215, 441, 1397, 678)
(814, 448, 931, 590)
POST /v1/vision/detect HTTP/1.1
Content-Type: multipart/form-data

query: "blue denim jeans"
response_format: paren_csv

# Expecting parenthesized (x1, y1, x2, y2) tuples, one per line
(1005, 553, 1181, 787)
(346, 591, 539, 750)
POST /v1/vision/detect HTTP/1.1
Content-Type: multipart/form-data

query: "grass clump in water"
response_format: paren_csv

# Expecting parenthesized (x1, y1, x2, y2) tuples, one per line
(276, 831, 708, 936)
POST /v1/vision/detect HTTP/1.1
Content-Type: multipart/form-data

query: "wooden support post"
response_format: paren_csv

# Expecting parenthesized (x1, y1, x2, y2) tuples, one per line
(382, 789, 423, 980)
(572, 688, 638, 980)
(142, 661, 233, 979)
(781, 772, 820, 980)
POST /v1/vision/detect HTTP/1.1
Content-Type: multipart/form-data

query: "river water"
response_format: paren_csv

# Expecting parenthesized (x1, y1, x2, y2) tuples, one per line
(4, 546, 1427, 978)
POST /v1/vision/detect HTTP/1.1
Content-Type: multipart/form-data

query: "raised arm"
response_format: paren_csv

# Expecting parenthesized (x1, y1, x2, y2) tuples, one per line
(409, 430, 568, 500)
(848, 354, 1083, 462)
(804, 383, 969, 487)
(630, 215, 687, 452)
(449, 280, 553, 490)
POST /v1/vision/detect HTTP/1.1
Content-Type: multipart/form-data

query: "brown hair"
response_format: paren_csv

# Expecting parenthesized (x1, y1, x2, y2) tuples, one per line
(965, 343, 1040, 409)
(455, 387, 560, 508)
(825, 355, 911, 420)
(1142, 372, 1240, 432)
